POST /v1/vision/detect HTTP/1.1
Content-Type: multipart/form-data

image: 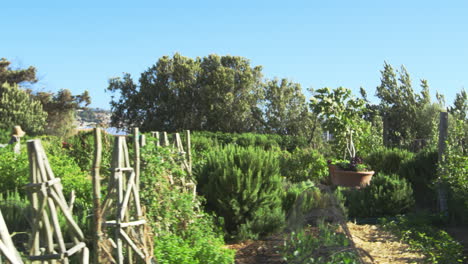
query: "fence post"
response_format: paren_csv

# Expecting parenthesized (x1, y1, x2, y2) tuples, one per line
(92, 128, 103, 264)
(437, 111, 448, 215)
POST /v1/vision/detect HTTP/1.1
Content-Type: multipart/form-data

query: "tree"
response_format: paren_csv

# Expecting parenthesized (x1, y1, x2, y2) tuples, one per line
(376, 62, 441, 148)
(0, 58, 37, 85)
(32, 89, 91, 137)
(309, 87, 366, 159)
(108, 53, 264, 133)
(449, 89, 467, 121)
(263, 78, 308, 135)
(0, 82, 47, 135)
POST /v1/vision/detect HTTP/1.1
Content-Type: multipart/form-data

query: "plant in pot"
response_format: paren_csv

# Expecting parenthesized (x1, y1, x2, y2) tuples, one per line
(310, 87, 375, 187)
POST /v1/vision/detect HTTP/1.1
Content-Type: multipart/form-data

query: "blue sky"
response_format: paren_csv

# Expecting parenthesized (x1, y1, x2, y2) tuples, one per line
(3, 0, 467, 109)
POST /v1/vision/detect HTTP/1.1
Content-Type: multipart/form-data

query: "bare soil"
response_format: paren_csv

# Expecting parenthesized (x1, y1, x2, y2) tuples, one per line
(228, 223, 428, 264)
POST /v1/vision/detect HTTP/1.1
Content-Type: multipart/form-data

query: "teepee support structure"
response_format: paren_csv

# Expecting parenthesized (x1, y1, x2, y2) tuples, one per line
(26, 140, 89, 264)
(100, 136, 153, 264)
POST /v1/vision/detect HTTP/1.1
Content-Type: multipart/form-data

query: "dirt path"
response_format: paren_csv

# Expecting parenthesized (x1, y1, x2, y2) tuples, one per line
(347, 222, 425, 264)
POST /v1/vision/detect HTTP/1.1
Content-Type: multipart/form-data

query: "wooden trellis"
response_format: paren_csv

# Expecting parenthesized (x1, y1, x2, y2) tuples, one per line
(99, 136, 153, 264)
(150, 130, 192, 175)
(150, 130, 195, 197)
(0, 209, 24, 264)
(26, 140, 89, 264)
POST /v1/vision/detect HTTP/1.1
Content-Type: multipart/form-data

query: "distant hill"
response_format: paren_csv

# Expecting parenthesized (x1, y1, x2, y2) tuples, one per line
(76, 108, 111, 128)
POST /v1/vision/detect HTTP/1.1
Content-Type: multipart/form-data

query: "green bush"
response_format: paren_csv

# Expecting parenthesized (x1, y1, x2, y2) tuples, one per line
(153, 219, 235, 264)
(191, 131, 309, 151)
(0, 147, 29, 195)
(280, 148, 328, 183)
(196, 145, 285, 241)
(0, 191, 31, 234)
(141, 140, 235, 263)
(365, 147, 414, 175)
(398, 148, 438, 208)
(343, 173, 415, 218)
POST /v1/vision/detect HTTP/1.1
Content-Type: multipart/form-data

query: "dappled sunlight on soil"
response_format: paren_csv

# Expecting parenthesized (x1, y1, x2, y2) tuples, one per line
(348, 222, 425, 264)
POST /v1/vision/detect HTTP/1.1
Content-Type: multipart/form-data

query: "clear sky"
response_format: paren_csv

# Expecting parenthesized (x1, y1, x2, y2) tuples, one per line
(3, 0, 467, 109)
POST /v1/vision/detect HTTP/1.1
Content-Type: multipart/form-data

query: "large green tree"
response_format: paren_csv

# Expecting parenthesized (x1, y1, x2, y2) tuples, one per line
(108, 53, 264, 133)
(376, 62, 441, 148)
(263, 78, 308, 135)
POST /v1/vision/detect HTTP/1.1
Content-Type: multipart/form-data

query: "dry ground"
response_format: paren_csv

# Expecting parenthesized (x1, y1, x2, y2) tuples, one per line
(228, 223, 427, 264)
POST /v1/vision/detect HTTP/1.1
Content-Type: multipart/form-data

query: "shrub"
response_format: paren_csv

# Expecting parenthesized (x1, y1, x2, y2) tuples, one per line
(0, 147, 29, 195)
(343, 173, 415, 218)
(364, 147, 414, 175)
(398, 148, 438, 208)
(196, 145, 285, 241)
(280, 148, 328, 183)
(282, 181, 316, 214)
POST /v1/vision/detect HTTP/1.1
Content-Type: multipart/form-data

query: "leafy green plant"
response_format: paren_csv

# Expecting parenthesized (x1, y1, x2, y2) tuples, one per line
(141, 139, 235, 263)
(381, 214, 466, 263)
(196, 144, 285, 241)
(280, 148, 328, 183)
(398, 148, 438, 208)
(280, 222, 359, 264)
(342, 173, 415, 218)
(439, 118, 468, 225)
(364, 147, 414, 175)
(309, 87, 367, 159)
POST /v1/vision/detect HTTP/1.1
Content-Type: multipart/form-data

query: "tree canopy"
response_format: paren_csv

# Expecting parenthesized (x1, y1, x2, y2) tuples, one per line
(107, 53, 315, 138)
(376, 62, 442, 148)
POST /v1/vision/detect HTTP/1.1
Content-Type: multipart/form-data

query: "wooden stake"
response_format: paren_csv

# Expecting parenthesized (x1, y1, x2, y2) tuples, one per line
(185, 130, 192, 174)
(437, 111, 449, 214)
(92, 128, 103, 264)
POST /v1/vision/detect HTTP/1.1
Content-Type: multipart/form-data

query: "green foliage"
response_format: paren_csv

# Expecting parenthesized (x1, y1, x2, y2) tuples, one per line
(196, 145, 285, 241)
(153, 219, 235, 264)
(280, 148, 328, 183)
(381, 214, 466, 263)
(0, 58, 37, 85)
(263, 78, 312, 137)
(280, 222, 360, 264)
(376, 62, 441, 148)
(0, 82, 47, 135)
(108, 53, 264, 133)
(439, 118, 468, 225)
(342, 173, 415, 218)
(365, 147, 414, 175)
(191, 131, 310, 152)
(0, 191, 31, 233)
(140, 140, 235, 263)
(398, 148, 438, 208)
(61, 130, 113, 177)
(309, 86, 367, 159)
(0, 147, 29, 195)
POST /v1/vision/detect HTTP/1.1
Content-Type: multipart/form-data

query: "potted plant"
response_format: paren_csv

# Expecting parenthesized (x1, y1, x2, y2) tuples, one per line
(310, 87, 374, 187)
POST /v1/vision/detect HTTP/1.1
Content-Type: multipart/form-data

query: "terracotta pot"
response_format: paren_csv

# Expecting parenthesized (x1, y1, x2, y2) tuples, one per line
(328, 165, 374, 188)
